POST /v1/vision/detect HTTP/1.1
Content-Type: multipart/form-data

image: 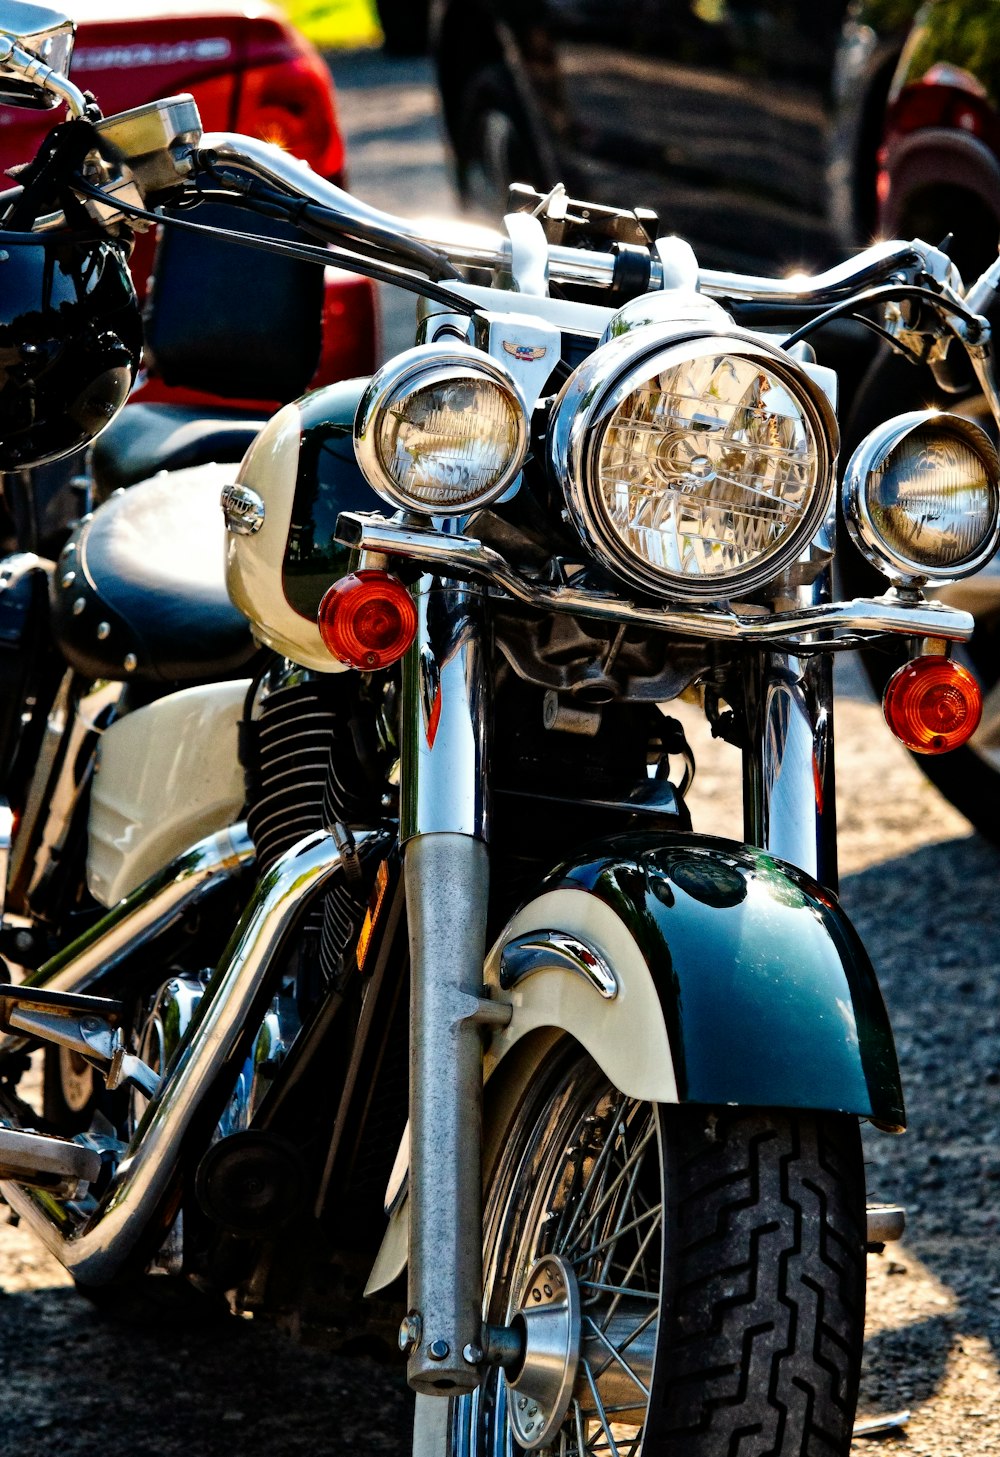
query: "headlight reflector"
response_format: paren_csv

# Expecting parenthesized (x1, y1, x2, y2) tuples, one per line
(597, 351, 821, 587)
(843, 411, 1000, 583)
(355, 345, 528, 514)
(550, 332, 837, 600)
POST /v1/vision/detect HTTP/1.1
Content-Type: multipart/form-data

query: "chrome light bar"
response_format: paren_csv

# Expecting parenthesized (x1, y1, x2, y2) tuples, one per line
(336, 511, 974, 648)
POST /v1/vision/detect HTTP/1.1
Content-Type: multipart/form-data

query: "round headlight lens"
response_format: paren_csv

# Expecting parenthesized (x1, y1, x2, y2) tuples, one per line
(593, 350, 823, 591)
(548, 331, 837, 602)
(355, 346, 528, 514)
(845, 412, 1000, 582)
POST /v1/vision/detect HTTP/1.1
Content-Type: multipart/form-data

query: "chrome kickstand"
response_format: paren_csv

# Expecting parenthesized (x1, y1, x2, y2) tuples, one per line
(853, 1411, 911, 1438)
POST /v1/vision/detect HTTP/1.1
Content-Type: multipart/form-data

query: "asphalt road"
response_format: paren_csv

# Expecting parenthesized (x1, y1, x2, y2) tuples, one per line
(1, 46, 998, 1457)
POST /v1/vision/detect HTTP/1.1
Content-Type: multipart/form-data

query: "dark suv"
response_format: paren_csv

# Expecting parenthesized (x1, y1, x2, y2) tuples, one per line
(432, 0, 1000, 281)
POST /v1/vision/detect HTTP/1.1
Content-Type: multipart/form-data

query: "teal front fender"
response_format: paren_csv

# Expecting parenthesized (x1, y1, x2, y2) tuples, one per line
(485, 832, 904, 1130)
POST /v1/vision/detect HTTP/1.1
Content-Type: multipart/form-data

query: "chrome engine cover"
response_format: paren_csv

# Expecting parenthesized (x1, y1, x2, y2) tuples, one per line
(131, 973, 301, 1145)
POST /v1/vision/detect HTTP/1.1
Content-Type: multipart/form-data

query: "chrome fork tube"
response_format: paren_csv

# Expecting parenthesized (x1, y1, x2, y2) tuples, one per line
(742, 585, 838, 888)
(402, 579, 490, 1396)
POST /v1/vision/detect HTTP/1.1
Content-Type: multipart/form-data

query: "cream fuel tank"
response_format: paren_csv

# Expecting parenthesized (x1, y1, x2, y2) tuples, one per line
(224, 379, 380, 673)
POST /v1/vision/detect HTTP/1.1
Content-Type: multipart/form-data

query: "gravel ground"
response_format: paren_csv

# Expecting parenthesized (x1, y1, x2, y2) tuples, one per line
(1, 47, 998, 1457)
(685, 689, 1000, 1455)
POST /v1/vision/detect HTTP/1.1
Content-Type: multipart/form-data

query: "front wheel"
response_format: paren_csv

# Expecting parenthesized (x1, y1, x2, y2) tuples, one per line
(449, 1047, 866, 1455)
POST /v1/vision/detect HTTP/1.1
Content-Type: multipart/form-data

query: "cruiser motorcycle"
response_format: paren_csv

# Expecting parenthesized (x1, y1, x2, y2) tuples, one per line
(0, 4, 997, 1454)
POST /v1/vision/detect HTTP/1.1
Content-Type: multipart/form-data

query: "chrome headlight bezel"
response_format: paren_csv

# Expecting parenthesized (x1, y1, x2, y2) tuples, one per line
(353, 343, 529, 515)
(842, 409, 1000, 586)
(548, 326, 840, 602)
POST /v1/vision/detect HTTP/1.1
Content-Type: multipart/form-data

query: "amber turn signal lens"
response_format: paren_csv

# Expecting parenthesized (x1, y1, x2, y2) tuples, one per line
(317, 570, 416, 670)
(882, 656, 982, 754)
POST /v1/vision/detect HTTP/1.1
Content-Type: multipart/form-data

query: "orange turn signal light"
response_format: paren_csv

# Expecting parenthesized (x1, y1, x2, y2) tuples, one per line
(317, 570, 417, 671)
(882, 655, 982, 754)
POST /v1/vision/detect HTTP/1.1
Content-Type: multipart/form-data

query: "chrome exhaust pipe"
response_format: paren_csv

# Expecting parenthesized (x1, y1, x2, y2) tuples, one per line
(0, 824, 255, 1058)
(1, 827, 385, 1283)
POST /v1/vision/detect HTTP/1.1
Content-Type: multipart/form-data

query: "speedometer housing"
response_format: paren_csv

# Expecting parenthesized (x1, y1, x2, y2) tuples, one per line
(548, 326, 839, 602)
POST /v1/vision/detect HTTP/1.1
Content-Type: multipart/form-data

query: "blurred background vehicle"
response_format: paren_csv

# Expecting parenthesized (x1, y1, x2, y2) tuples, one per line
(429, 0, 1000, 285)
(426, 0, 1000, 835)
(0, 0, 377, 556)
(0, 1, 377, 405)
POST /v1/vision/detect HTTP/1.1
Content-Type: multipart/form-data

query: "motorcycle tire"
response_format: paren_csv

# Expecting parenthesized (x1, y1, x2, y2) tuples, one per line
(453, 64, 545, 216)
(42, 1046, 98, 1133)
(840, 346, 1000, 843)
(446, 1044, 866, 1456)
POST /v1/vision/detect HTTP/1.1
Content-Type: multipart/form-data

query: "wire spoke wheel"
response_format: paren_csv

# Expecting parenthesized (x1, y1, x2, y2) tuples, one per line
(448, 1045, 866, 1457)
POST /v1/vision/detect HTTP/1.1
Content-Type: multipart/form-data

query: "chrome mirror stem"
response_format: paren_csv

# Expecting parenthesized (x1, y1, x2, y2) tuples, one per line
(0, 26, 85, 116)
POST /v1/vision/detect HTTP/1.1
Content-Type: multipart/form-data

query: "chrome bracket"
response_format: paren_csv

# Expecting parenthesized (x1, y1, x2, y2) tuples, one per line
(0, 985, 160, 1098)
(503, 211, 550, 298)
(473, 310, 562, 412)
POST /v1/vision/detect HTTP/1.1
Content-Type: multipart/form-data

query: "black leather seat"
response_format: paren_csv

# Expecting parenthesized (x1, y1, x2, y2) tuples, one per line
(91, 403, 269, 498)
(52, 463, 256, 683)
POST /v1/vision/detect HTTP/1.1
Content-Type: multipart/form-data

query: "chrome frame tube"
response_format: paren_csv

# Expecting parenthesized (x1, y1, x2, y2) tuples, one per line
(402, 581, 491, 1395)
(0, 824, 255, 1059)
(742, 582, 838, 888)
(0, 828, 383, 1283)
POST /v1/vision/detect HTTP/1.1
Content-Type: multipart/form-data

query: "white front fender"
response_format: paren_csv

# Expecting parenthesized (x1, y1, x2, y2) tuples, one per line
(365, 885, 677, 1296)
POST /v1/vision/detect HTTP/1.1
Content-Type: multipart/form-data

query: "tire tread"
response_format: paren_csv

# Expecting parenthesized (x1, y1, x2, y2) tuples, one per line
(647, 1108, 865, 1457)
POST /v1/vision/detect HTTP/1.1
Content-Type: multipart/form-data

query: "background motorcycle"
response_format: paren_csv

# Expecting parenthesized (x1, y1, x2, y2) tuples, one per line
(0, 1, 376, 1047)
(0, 5, 994, 1453)
(0, 0, 376, 560)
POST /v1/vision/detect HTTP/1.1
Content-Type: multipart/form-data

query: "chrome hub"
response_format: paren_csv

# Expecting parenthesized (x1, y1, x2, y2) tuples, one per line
(507, 1253, 581, 1449)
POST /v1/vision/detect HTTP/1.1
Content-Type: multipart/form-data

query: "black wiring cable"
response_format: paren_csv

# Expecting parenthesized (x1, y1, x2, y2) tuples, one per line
(200, 162, 465, 283)
(68, 175, 480, 314)
(778, 283, 985, 350)
(180, 180, 430, 275)
(832, 311, 922, 358)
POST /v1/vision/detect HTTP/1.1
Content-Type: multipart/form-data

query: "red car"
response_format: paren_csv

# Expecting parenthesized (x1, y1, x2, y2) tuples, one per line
(0, 1, 376, 398)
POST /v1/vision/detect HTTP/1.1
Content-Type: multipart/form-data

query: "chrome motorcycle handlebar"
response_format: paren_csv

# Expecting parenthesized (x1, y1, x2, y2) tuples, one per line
(193, 134, 955, 310)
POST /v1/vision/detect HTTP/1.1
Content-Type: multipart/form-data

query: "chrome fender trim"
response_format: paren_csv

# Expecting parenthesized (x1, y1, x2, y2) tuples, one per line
(484, 889, 677, 1102)
(365, 889, 679, 1296)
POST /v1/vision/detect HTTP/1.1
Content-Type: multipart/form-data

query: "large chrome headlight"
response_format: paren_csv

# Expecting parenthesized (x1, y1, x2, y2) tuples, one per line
(354, 344, 528, 515)
(842, 410, 1000, 585)
(549, 330, 838, 600)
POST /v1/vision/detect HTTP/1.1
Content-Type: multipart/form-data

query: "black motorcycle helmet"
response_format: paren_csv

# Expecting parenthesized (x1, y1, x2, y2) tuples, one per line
(0, 230, 142, 471)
